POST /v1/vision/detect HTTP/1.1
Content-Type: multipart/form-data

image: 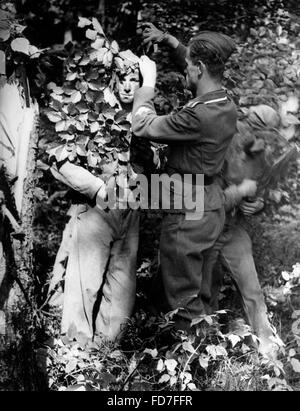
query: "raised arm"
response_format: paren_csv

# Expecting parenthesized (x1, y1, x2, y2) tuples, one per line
(132, 56, 201, 143)
(142, 23, 187, 73)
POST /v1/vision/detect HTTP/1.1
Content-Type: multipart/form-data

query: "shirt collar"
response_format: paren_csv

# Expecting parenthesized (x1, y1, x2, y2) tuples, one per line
(191, 88, 227, 104)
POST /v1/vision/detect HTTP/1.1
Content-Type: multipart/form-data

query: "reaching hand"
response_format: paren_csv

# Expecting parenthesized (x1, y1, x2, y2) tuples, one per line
(142, 22, 179, 49)
(139, 55, 157, 88)
(239, 197, 265, 216)
(142, 22, 164, 44)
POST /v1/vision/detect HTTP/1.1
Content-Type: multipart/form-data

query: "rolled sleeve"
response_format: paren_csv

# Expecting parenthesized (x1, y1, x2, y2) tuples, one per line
(52, 162, 104, 200)
(223, 184, 243, 211)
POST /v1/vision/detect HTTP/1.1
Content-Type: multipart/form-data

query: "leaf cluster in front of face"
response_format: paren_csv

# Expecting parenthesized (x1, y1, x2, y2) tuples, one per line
(46, 17, 135, 179)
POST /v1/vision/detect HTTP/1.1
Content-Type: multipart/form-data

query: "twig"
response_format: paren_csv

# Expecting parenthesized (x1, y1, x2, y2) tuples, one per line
(120, 358, 143, 391)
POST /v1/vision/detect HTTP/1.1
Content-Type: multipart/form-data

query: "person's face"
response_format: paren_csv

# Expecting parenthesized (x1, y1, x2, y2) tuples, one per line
(116, 69, 140, 104)
(185, 47, 200, 94)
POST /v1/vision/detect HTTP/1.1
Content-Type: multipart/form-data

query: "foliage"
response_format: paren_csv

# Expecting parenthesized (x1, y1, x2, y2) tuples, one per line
(0, 1, 44, 84)
(45, 17, 141, 181)
(45, 305, 299, 391)
(1, 0, 299, 392)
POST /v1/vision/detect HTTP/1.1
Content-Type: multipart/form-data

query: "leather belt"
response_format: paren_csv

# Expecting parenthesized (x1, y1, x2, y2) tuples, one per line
(203, 175, 215, 186)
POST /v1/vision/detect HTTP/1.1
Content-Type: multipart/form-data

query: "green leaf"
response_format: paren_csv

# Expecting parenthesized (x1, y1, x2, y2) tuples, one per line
(46, 111, 62, 123)
(143, 348, 158, 359)
(65, 359, 78, 374)
(76, 81, 89, 94)
(67, 103, 79, 116)
(77, 102, 89, 113)
(55, 145, 70, 162)
(50, 85, 64, 95)
(157, 359, 164, 372)
(75, 121, 85, 132)
(215, 345, 228, 357)
(92, 18, 105, 36)
(182, 341, 195, 354)
(199, 355, 209, 370)
(60, 133, 75, 142)
(88, 81, 104, 92)
(90, 122, 100, 133)
(228, 334, 241, 348)
(66, 72, 77, 82)
(51, 99, 63, 112)
(206, 345, 217, 360)
(11, 37, 30, 55)
(85, 68, 100, 81)
(76, 145, 87, 157)
(28, 45, 42, 58)
(78, 113, 89, 123)
(91, 38, 105, 50)
(55, 121, 67, 132)
(88, 112, 99, 123)
(86, 29, 97, 41)
(70, 91, 82, 104)
(79, 56, 90, 66)
(114, 57, 125, 71)
(104, 87, 119, 107)
(159, 374, 170, 384)
(110, 40, 119, 54)
(78, 17, 92, 28)
(87, 153, 98, 167)
(165, 359, 177, 373)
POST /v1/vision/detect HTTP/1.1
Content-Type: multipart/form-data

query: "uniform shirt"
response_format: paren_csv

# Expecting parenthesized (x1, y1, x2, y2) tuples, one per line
(132, 87, 237, 211)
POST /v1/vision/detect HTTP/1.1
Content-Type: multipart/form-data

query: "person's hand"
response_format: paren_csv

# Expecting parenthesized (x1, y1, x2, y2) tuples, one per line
(237, 179, 257, 198)
(239, 197, 265, 216)
(139, 55, 157, 88)
(142, 22, 164, 44)
(142, 22, 179, 49)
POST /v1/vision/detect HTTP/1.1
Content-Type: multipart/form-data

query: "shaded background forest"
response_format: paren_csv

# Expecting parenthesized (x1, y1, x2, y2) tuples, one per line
(1, 0, 300, 391)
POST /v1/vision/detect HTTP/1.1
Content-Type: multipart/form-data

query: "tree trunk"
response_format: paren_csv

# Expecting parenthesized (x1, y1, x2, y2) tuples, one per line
(0, 77, 40, 390)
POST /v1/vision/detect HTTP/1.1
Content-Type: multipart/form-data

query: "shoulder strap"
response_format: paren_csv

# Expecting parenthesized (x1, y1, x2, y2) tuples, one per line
(186, 95, 228, 109)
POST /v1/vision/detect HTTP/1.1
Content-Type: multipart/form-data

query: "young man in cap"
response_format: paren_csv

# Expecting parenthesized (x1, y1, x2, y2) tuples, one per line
(142, 25, 281, 357)
(132, 26, 238, 329)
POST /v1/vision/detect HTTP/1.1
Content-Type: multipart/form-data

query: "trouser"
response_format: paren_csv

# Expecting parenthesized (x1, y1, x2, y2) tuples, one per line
(155, 208, 225, 329)
(51, 204, 139, 346)
(202, 223, 274, 340)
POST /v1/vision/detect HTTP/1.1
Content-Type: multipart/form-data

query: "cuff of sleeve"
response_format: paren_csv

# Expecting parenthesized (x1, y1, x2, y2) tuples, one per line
(87, 179, 105, 200)
(133, 87, 155, 117)
(135, 86, 155, 99)
(224, 185, 243, 212)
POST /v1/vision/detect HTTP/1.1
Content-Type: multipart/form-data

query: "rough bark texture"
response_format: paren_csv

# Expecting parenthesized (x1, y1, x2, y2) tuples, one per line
(0, 81, 40, 390)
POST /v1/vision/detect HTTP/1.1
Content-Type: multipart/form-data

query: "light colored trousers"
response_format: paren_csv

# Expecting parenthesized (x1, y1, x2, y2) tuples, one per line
(49, 204, 139, 346)
(202, 223, 273, 341)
